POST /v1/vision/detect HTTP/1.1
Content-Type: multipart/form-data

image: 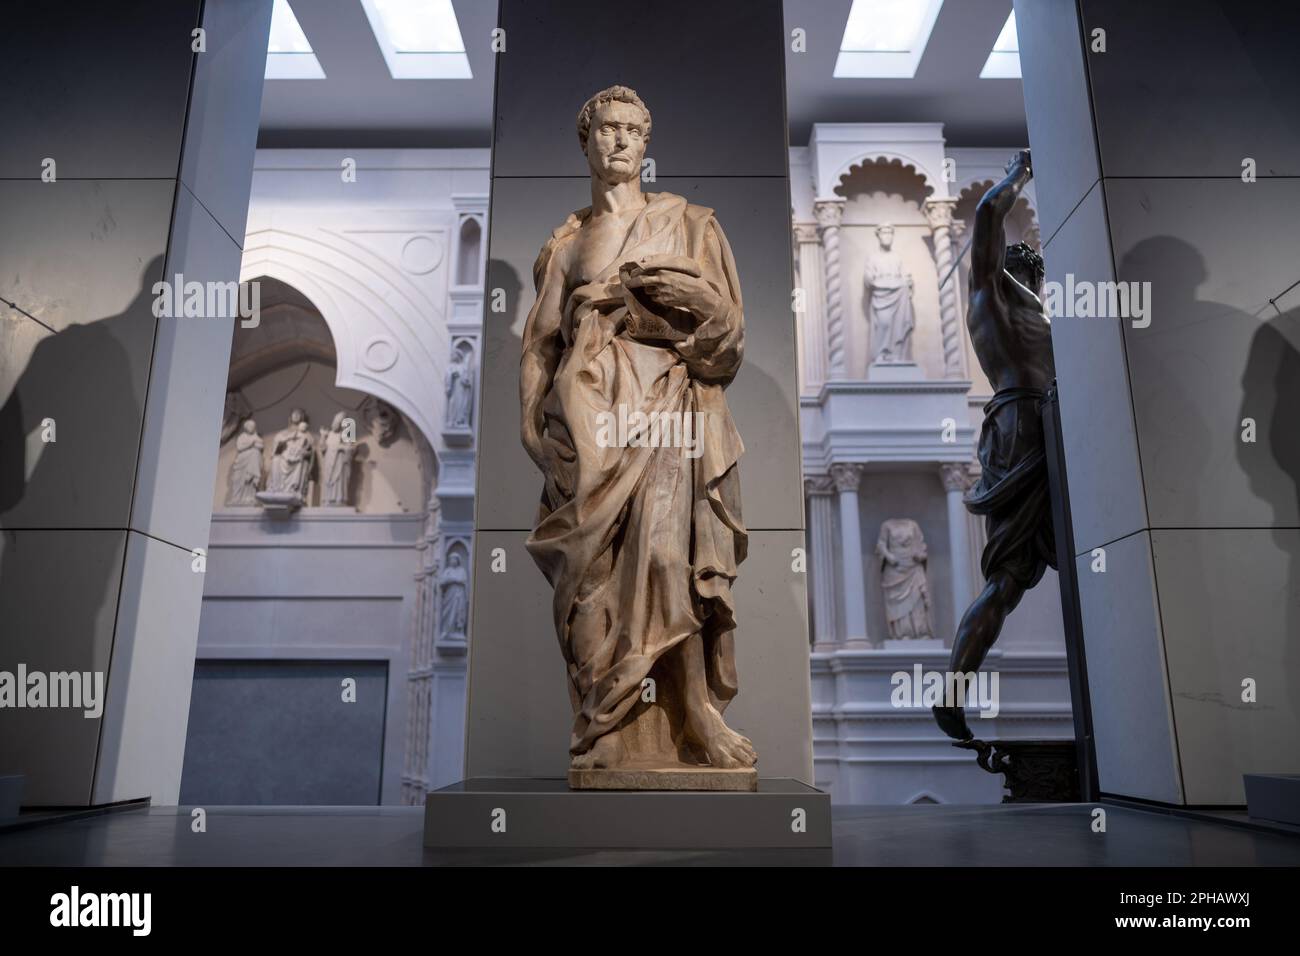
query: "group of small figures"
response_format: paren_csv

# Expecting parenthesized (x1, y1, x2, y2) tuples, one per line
(225, 407, 360, 509)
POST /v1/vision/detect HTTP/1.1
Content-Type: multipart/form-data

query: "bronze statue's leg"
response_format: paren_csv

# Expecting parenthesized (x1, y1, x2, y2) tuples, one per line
(934, 569, 1026, 741)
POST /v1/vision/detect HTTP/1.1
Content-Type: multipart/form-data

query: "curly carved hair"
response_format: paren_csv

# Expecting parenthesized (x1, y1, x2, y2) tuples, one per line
(576, 85, 652, 153)
(1005, 241, 1045, 287)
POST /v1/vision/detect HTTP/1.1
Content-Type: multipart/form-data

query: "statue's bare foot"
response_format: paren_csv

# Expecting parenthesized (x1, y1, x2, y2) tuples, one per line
(932, 704, 974, 742)
(689, 705, 757, 769)
(570, 732, 624, 770)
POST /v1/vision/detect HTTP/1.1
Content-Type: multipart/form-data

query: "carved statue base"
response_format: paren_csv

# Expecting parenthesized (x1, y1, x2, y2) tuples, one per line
(956, 739, 1080, 803)
(867, 361, 922, 383)
(255, 490, 303, 516)
(570, 767, 758, 792)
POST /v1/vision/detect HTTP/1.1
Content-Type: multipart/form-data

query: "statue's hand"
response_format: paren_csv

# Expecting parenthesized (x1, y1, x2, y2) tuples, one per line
(1006, 149, 1032, 178)
(623, 268, 721, 317)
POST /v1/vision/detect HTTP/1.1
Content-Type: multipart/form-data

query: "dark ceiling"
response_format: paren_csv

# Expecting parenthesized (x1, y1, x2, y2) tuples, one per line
(257, 0, 1027, 149)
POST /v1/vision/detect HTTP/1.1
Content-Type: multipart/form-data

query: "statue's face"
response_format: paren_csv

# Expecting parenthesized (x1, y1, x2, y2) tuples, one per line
(242, 420, 256, 434)
(585, 100, 648, 185)
(290, 409, 304, 425)
(877, 227, 894, 250)
(450, 553, 462, 567)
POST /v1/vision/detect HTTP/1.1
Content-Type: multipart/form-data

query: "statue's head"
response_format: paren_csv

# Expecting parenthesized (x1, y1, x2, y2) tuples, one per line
(577, 85, 651, 185)
(875, 223, 895, 249)
(289, 407, 305, 425)
(241, 419, 256, 434)
(449, 552, 462, 567)
(1005, 241, 1045, 295)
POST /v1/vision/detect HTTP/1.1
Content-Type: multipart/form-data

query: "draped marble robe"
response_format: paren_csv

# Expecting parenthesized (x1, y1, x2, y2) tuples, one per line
(521, 192, 747, 763)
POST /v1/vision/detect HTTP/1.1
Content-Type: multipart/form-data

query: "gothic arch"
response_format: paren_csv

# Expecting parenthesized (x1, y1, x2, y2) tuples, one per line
(240, 217, 452, 451)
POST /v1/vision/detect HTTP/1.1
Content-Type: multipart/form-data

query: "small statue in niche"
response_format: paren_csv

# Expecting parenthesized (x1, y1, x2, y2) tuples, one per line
(444, 348, 475, 429)
(863, 223, 916, 364)
(438, 552, 469, 640)
(318, 411, 359, 507)
(224, 419, 264, 507)
(220, 391, 251, 445)
(361, 396, 399, 446)
(934, 149, 1058, 742)
(265, 408, 315, 501)
(876, 518, 934, 641)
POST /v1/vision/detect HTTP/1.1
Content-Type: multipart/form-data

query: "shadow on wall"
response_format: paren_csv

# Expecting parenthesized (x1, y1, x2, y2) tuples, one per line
(0, 256, 157, 801)
(1239, 297, 1300, 733)
(1123, 236, 1299, 748)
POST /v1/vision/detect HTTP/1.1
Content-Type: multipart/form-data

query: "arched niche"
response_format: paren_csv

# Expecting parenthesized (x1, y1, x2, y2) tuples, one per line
(214, 276, 432, 515)
(455, 217, 483, 288)
(953, 179, 1041, 250)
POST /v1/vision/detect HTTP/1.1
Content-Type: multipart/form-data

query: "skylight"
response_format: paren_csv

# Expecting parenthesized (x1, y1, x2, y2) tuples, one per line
(979, 11, 1021, 79)
(361, 0, 472, 79)
(833, 0, 945, 79)
(265, 0, 325, 79)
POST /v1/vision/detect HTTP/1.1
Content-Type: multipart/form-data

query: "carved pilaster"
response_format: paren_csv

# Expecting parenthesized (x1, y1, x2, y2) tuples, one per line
(925, 198, 964, 378)
(814, 199, 847, 380)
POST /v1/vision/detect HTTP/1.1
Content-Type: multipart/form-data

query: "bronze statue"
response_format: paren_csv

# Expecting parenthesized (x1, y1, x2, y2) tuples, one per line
(934, 149, 1057, 742)
(520, 86, 756, 789)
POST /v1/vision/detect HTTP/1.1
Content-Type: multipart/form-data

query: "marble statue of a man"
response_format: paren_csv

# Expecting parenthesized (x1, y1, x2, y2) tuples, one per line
(444, 349, 474, 429)
(438, 552, 468, 641)
(520, 85, 755, 790)
(319, 411, 358, 506)
(864, 224, 916, 364)
(225, 419, 264, 506)
(876, 518, 934, 641)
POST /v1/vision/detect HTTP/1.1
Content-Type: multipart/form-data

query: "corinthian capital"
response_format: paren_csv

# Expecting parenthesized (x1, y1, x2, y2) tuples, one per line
(813, 199, 845, 232)
(829, 462, 863, 493)
(804, 474, 836, 496)
(923, 197, 957, 232)
(793, 221, 820, 245)
(939, 462, 976, 492)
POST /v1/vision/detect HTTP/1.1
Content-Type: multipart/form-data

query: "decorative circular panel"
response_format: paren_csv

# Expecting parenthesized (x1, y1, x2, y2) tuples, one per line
(363, 336, 399, 372)
(401, 235, 443, 275)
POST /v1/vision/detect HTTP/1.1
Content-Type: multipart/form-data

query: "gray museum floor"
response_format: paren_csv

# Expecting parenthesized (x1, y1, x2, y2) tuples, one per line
(2, 803, 1299, 867)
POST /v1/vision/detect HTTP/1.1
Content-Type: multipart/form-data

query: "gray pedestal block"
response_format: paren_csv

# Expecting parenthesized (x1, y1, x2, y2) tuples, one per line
(424, 777, 830, 849)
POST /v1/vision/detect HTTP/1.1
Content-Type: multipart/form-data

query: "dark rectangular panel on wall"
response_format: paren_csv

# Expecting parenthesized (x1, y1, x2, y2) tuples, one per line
(490, 0, 788, 178)
(180, 660, 389, 806)
(467, 0, 813, 783)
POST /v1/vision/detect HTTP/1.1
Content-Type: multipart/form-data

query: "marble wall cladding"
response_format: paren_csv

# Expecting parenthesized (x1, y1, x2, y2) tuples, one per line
(1074, 530, 1182, 804)
(0, 529, 127, 806)
(93, 530, 208, 805)
(0, 179, 172, 531)
(1079, 0, 1300, 178)
(491, 0, 787, 179)
(0, 1, 201, 179)
(1108, 177, 1300, 530)
(180, 660, 388, 806)
(477, 176, 803, 532)
(1012, 0, 1101, 242)
(179, 0, 274, 244)
(1153, 528, 1300, 805)
(466, 529, 814, 782)
(1042, 182, 1148, 554)
(133, 188, 243, 548)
